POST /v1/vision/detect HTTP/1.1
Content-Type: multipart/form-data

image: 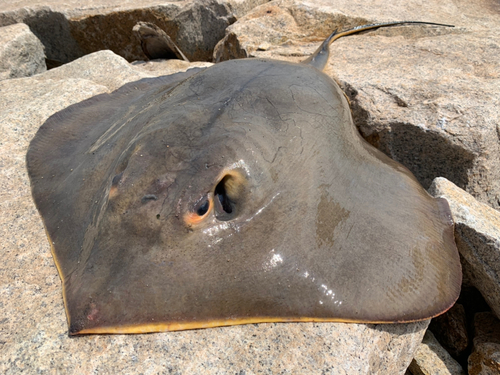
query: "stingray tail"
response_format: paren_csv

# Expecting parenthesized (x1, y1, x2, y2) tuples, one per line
(303, 21, 454, 71)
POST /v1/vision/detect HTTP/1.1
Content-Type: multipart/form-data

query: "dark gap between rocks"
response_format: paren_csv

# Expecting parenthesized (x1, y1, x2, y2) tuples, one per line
(370, 123, 475, 191)
(344, 83, 475, 192)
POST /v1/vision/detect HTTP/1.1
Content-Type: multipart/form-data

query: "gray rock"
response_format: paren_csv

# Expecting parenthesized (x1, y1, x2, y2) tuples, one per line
(429, 303, 469, 358)
(213, 0, 500, 210)
(35, 48, 213, 91)
(131, 58, 213, 75)
(38, 50, 153, 91)
(0, 22, 46, 80)
(0, 48, 429, 374)
(213, 0, 464, 62)
(429, 177, 500, 319)
(408, 330, 465, 375)
(468, 312, 500, 375)
(222, 0, 271, 18)
(213, 2, 304, 62)
(0, 0, 267, 64)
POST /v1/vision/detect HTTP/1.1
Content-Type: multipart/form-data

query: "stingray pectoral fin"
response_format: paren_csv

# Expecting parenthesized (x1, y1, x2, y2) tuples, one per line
(26, 68, 204, 279)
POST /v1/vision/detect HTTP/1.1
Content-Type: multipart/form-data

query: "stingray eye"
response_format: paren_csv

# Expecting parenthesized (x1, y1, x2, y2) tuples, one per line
(214, 173, 245, 221)
(196, 199, 210, 216)
(184, 196, 212, 227)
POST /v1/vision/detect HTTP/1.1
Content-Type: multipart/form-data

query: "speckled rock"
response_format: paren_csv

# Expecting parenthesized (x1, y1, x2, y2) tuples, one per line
(213, 0, 500, 210)
(429, 178, 500, 319)
(213, 0, 468, 62)
(131, 58, 213, 75)
(225, 0, 271, 18)
(40, 48, 214, 89)
(0, 48, 431, 374)
(0, 0, 268, 63)
(429, 303, 469, 358)
(32, 49, 212, 91)
(0, 22, 46, 80)
(408, 331, 465, 375)
(38, 50, 153, 90)
(468, 312, 500, 375)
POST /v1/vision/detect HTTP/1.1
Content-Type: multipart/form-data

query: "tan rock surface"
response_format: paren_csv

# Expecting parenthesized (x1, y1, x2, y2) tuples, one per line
(38, 50, 153, 90)
(33, 49, 213, 90)
(0, 22, 46, 80)
(213, 0, 500, 210)
(0, 0, 266, 16)
(429, 177, 500, 319)
(408, 331, 465, 375)
(131, 58, 213, 75)
(0, 49, 430, 374)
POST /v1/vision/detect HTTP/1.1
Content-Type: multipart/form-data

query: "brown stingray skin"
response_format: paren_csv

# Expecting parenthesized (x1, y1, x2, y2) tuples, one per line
(26, 59, 461, 335)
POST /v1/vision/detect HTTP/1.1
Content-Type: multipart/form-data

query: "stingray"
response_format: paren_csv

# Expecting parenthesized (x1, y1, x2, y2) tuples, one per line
(27, 21, 461, 335)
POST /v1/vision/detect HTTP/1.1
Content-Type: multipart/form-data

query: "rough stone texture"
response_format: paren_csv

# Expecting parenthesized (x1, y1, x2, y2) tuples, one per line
(429, 303, 469, 358)
(225, 0, 271, 18)
(408, 331, 465, 375)
(131, 58, 213, 74)
(468, 312, 500, 375)
(0, 22, 46, 80)
(429, 177, 500, 319)
(0, 48, 430, 374)
(38, 50, 153, 90)
(31, 49, 212, 90)
(213, 0, 500, 210)
(0, 0, 269, 63)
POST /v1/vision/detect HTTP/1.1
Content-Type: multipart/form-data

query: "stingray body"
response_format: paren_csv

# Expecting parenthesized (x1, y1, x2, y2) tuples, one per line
(27, 22, 461, 335)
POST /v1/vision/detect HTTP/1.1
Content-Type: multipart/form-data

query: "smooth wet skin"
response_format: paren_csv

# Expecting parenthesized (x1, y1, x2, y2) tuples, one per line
(27, 23, 461, 335)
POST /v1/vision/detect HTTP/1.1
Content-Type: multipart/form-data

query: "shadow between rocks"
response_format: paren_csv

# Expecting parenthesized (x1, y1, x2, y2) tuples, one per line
(369, 123, 475, 191)
(68, 10, 179, 63)
(343, 81, 476, 192)
(17, 8, 84, 64)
